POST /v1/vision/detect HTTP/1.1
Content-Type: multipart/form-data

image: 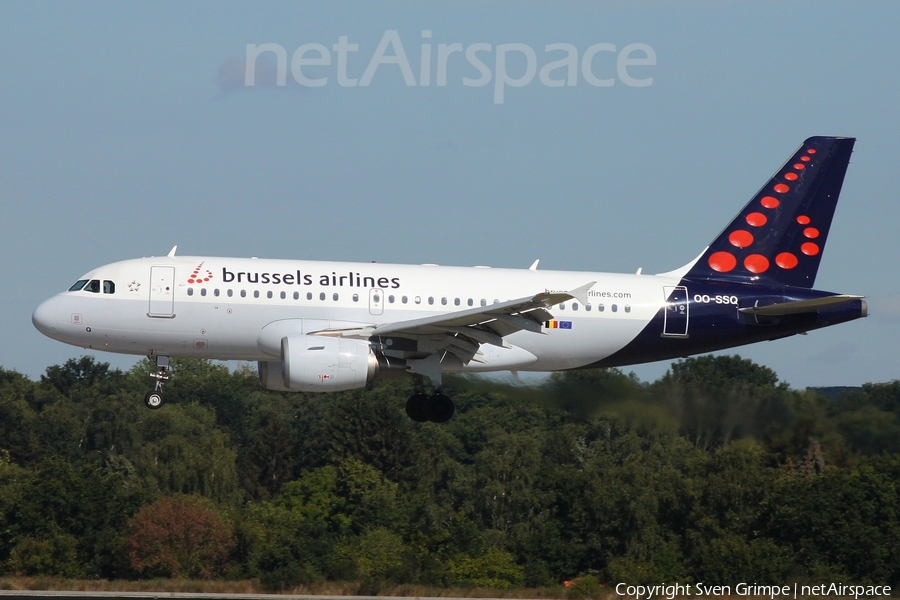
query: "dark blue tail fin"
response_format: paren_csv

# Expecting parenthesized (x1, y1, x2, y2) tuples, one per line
(684, 136, 855, 288)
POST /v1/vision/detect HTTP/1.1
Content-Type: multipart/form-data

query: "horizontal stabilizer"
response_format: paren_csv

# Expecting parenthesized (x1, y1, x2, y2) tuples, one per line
(739, 294, 864, 316)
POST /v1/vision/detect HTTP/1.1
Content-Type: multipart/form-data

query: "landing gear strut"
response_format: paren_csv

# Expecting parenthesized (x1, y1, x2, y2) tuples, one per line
(405, 376, 455, 423)
(144, 355, 169, 410)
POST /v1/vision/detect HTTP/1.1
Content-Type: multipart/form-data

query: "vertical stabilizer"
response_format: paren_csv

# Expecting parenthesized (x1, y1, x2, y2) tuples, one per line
(684, 136, 855, 288)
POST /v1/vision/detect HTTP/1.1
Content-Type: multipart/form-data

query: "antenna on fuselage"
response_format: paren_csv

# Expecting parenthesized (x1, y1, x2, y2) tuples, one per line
(167, 246, 177, 257)
(529, 259, 539, 271)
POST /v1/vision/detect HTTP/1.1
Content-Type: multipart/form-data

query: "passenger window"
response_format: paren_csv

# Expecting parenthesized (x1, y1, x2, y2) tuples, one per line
(428, 297, 434, 305)
(612, 304, 618, 312)
(280, 291, 286, 299)
(85, 280, 101, 293)
(625, 305, 631, 313)
(254, 290, 260, 298)
(598, 303, 604, 312)
(353, 294, 359, 302)
(402, 296, 408, 304)
(241, 290, 247, 298)
(559, 303, 565, 310)
(187, 288, 194, 296)
(481, 299, 487, 307)
(333, 293, 339, 301)
(389, 295, 395, 303)
(454, 298, 460, 306)
(415, 296, 421, 304)
(585, 304, 592, 312)
(103, 281, 115, 294)
(227, 289, 233, 297)
(468, 298, 473, 307)
(441, 297, 448, 305)
(69, 280, 88, 292)
(201, 288, 207, 297)
(319, 292, 325, 301)
(307, 292, 313, 300)
(214, 289, 220, 297)
(572, 302, 578, 311)
(293, 292, 299, 300)
(267, 291, 273, 299)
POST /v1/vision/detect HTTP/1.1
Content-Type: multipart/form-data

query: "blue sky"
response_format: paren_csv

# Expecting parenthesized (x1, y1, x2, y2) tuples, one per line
(2, 1, 898, 388)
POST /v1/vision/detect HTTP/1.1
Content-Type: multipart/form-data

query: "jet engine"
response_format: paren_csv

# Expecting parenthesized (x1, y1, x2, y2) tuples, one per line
(259, 335, 377, 392)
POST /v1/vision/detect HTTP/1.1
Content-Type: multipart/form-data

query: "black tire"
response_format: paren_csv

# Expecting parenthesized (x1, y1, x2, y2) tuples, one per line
(428, 393, 455, 423)
(405, 392, 430, 422)
(144, 391, 164, 410)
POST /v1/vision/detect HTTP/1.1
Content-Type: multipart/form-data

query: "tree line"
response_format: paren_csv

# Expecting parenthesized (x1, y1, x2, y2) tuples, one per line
(0, 355, 898, 589)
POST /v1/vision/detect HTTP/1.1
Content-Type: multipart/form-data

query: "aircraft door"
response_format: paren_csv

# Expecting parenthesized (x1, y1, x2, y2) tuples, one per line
(369, 288, 384, 316)
(148, 266, 176, 317)
(662, 286, 688, 337)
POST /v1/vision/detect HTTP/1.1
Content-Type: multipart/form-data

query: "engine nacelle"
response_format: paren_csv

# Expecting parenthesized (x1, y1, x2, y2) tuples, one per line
(281, 335, 377, 392)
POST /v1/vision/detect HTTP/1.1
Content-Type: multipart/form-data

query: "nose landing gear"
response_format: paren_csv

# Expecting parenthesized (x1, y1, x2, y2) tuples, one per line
(144, 355, 169, 410)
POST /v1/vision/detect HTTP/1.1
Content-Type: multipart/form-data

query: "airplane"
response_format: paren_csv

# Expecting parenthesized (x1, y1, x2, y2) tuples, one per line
(33, 136, 866, 423)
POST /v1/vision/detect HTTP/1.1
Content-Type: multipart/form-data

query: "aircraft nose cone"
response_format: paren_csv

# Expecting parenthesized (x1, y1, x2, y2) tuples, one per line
(32, 298, 59, 336)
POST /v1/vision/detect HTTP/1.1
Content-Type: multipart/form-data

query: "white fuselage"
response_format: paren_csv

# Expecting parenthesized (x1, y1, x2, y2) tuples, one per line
(33, 256, 677, 372)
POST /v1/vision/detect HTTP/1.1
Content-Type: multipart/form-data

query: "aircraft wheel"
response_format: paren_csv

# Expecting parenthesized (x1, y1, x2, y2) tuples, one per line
(405, 392, 430, 422)
(144, 391, 164, 410)
(428, 392, 455, 423)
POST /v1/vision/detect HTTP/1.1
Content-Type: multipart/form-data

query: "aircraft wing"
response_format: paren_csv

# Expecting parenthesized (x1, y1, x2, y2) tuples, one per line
(738, 294, 864, 316)
(315, 281, 595, 363)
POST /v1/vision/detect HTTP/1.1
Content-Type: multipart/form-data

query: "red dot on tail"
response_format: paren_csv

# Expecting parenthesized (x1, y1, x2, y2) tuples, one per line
(729, 230, 754, 248)
(776, 252, 798, 269)
(773, 183, 790, 193)
(746, 212, 768, 227)
(760, 196, 780, 209)
(807, 148, 817, 154)
(794, 163, 805, 170)
(801, 242, 820, 256)
(800, 155, 811, 162)
(188, 279, 194, 283)
(784, 172, 798, 181)
(744, 254, 770, 273)
(708, 251, 737, 272)
(804, 227, 820, 238)
(796, 215, 811, 225)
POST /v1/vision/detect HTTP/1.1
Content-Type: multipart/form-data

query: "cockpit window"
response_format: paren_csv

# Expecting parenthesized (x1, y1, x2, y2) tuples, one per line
(68, 280, 88, 292)
(103, 281, 115, 294)
(84, 280, 101, 293)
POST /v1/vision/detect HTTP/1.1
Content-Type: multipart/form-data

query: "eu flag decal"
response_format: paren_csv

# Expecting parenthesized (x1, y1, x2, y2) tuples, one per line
(545, 320, 573, 329)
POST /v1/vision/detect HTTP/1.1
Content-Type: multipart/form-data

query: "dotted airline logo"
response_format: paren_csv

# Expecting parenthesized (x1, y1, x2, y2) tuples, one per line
(187, 262, 214, 285)
(707, 146, 821, 275)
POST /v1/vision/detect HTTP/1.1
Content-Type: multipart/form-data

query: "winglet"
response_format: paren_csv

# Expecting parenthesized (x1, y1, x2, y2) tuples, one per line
(567, 281, 596, 305)
(167, 246, 178, 257)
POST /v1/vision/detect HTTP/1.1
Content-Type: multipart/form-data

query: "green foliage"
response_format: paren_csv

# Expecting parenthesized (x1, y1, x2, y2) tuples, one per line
(445, 547, 525, 589)
(7, 533, 79, 577)
(0, 355, 898, 587)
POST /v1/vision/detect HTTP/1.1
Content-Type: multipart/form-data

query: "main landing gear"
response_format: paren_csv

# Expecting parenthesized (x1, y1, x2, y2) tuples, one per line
(405, 377, 455, 423)
(144, 355, 169, 410)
